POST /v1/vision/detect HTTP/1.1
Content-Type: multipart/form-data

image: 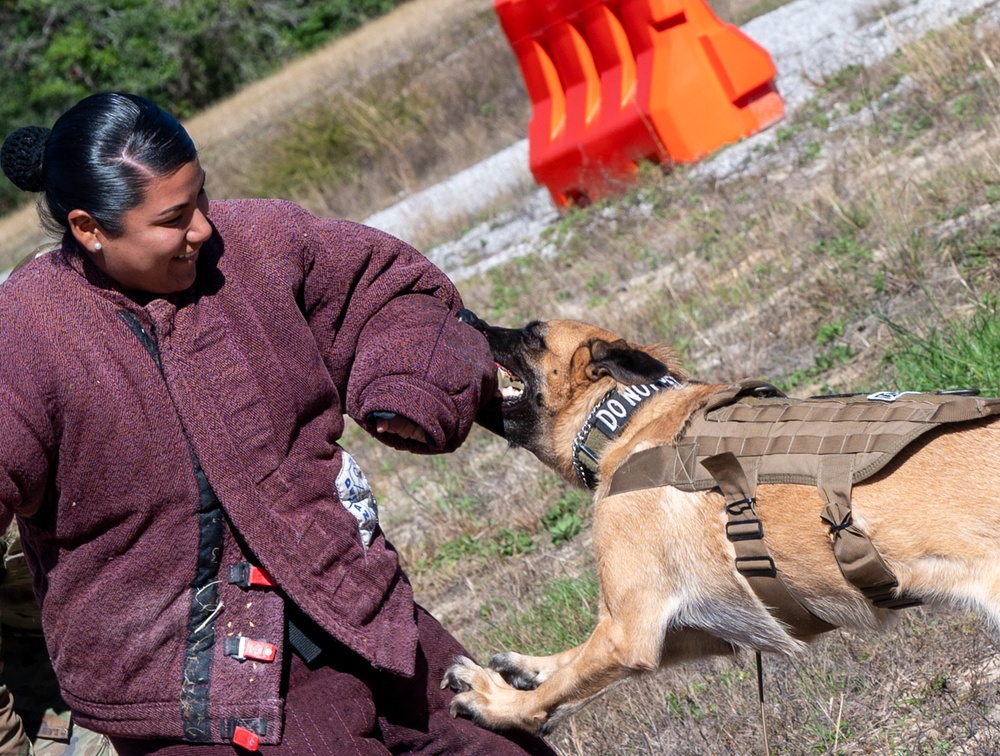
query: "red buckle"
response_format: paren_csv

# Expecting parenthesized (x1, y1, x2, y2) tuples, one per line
(232, 725, 260, 751)
(228, 562, 277, 589)
(226, 636, 277, 663)
(247, 566, 276, 587)
(240, 638, 276, 663)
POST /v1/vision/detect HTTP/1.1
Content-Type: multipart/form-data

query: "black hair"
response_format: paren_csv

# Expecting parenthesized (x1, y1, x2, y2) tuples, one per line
(0, 92, 198, 237)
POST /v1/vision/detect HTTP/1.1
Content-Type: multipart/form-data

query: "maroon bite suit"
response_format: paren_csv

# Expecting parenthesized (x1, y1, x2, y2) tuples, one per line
(0, 200, 547, 753)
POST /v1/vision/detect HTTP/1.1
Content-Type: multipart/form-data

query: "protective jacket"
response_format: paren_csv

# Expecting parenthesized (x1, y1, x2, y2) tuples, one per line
(0, 200, 497, 745)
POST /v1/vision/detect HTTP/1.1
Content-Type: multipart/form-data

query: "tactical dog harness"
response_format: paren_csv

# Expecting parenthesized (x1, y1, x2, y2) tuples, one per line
(591, 380, 1000, 638)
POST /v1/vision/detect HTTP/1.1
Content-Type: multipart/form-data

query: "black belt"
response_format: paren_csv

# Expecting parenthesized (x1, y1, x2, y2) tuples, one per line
(285, 602, 329, 665)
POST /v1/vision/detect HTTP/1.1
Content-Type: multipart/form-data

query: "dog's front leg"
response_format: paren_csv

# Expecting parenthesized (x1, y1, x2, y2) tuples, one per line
(442, 487, 742, 734)
(443, 489, 689, 733)
(443, 607, 663, 734)
(487, 645, 584, 690)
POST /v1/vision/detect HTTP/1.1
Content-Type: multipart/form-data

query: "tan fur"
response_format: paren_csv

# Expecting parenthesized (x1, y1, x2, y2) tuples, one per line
(442, 319, 1000, 735)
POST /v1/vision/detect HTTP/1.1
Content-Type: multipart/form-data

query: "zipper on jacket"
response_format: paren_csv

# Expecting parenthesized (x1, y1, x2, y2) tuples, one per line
(119, 310, 225, 742)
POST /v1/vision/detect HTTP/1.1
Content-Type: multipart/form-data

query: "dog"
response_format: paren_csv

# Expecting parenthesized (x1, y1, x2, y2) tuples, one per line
(441, 311, 1000, 736)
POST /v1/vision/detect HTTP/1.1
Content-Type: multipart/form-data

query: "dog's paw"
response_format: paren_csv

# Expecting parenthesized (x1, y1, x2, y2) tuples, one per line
(489, 652, 543, 690)
(441, 655, 480, 694)
(441, 655, 547, 734)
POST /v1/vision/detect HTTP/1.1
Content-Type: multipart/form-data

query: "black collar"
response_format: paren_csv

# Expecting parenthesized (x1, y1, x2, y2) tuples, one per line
(571, 375, 683, 489)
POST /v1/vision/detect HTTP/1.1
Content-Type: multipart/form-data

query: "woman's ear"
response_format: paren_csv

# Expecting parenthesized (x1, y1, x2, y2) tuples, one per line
(68, 209, 102, 253)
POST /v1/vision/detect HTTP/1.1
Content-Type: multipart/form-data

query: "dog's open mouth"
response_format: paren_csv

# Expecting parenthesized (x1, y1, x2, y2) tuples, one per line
(496, 363, 525, 402)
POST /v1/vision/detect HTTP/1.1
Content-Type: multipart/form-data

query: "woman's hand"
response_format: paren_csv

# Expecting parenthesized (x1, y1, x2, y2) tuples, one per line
(369, 412, 427, 444)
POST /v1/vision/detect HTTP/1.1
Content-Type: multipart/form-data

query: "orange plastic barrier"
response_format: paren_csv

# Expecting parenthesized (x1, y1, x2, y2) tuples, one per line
(494, 0, 784, 208)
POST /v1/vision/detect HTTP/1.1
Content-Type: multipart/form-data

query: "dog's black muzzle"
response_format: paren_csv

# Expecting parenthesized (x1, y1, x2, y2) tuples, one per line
(458, 308, 488, 332)
(459, 309, 528, 353)
(458, 309, 521, 439)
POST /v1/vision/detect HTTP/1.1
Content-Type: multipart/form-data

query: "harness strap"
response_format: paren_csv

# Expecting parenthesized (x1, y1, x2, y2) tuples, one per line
(701, 453, 836, 639)
(608, 387, 1000, 623)
(817, 457, 921, 609)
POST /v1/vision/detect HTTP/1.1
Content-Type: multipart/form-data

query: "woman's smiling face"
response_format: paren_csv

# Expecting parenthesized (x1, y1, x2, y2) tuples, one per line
(76, 159, 212, 294)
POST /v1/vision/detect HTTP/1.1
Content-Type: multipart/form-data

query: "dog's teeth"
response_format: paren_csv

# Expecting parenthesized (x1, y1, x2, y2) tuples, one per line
(496, 365, 524, 399)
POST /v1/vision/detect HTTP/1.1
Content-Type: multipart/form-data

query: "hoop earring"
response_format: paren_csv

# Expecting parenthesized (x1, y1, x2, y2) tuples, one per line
(93, 242, 102, 252)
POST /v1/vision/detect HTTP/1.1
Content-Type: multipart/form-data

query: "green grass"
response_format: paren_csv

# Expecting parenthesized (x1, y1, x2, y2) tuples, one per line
(883, 297, 1000, 394)
(246, 92, 430, 200)
(474, 572, 600, 658)
(416, 527, 537, 574)
(541, 490, 591, 547)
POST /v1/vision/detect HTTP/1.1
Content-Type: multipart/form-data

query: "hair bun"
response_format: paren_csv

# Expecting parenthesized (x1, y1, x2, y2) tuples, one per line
(1, 126, 50, 192)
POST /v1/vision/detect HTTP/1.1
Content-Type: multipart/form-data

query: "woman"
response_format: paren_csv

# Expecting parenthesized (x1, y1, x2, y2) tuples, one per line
(0, 93, 553, 755)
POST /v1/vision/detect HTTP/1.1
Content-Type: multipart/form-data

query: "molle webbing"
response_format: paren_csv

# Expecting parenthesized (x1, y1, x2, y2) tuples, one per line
(610, 383, 1000, 612)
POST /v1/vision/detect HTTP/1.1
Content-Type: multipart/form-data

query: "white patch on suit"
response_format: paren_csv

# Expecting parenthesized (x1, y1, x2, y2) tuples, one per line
(336, 452, 378, 549)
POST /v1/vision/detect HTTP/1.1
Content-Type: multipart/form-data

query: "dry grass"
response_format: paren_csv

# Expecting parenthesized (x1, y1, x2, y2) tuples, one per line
(347, 9, 1000, 754)
(232, 13, 529, 222)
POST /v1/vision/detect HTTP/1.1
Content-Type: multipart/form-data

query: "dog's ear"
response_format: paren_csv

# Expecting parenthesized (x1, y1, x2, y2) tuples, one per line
(586, 339, 670, 384)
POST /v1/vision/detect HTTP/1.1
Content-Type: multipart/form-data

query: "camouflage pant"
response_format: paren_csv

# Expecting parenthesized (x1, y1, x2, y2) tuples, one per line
(2, 634, 115, 756)
(0, 681, 29, 756)
(1, 525, 115, 756)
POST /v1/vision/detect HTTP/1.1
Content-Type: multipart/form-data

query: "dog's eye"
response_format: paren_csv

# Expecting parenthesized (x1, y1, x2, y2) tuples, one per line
(523, 322, 545, 350)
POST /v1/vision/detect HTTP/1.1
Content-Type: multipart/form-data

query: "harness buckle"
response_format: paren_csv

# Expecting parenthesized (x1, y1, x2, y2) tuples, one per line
(725, 497, 756, 517)
(735, 555, 777, 578)
(726, 518, 764, 541)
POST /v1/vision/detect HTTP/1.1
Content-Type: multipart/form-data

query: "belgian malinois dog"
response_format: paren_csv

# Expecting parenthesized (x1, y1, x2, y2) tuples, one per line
(442, 311, 1000, 735)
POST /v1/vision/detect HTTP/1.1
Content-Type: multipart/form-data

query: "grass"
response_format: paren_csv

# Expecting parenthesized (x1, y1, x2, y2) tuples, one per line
(883, 296, 1000, 394)
(475, 572, 600, 659)
(232, 11, 530, 226)
(541, 490, 590, 547)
